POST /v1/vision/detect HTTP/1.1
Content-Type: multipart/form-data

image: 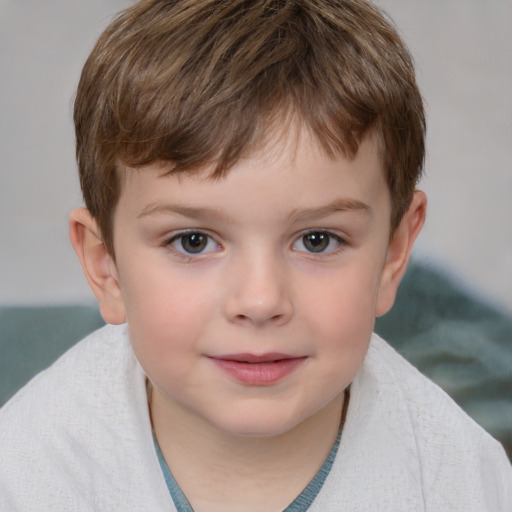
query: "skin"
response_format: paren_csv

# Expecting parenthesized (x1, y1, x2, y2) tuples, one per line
(70, 128, 426, 511)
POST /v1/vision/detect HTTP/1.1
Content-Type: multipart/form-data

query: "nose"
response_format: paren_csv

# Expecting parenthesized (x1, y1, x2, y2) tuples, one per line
(223, 251, 294, 327)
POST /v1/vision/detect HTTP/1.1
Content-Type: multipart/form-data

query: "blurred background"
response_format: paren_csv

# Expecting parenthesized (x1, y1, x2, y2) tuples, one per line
(0, 0, 511, 312)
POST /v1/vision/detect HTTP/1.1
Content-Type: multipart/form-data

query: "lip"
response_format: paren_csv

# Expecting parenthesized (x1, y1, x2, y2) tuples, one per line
(208, 353, 306, 385)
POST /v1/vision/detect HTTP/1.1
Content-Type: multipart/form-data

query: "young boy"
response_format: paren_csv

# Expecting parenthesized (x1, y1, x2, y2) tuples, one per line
(1, 0, 511, 510)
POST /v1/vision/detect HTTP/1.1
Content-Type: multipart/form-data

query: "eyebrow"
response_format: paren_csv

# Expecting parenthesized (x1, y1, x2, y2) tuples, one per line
(287, 198, 373, 223)
(137, 197, 372, 222)
(137, 203, 234, 222)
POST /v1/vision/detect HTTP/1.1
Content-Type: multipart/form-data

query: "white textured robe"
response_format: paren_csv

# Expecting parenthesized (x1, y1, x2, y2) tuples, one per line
(0, 324, 510, 511)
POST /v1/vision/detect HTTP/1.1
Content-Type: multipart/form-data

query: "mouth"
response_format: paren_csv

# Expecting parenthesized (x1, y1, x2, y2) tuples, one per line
(208, 353, 307, 385)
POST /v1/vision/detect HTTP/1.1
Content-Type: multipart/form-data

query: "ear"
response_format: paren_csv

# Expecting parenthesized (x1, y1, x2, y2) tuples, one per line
(69, 208, 126, 325)
(375, 191, 427, 317)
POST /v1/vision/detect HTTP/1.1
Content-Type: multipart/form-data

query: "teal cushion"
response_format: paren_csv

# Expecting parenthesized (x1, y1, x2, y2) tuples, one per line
(0, 305, 104, 406)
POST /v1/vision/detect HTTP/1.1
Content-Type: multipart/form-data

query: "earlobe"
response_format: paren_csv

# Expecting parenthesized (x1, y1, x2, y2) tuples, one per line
(375, 191, 427, 317)
(69, 208, 126, 325)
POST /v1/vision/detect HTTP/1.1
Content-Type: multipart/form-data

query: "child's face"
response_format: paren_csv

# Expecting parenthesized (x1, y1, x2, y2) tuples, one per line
(110, 131, 396, 438)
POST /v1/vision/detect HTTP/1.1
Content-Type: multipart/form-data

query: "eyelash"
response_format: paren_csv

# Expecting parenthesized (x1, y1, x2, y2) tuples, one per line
(164, 229, 346, 257)
(165, 230, 221, 256)
(292, 230, 346, 256)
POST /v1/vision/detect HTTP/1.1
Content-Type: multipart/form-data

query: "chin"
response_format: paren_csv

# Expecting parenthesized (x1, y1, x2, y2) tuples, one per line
(212, 407, 308, 439)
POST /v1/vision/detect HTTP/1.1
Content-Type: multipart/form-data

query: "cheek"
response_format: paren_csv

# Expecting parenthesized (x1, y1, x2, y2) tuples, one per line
(307, 264, 381, 336)
(317, 296, 373, 369)
(119, 261, 216, 369)
(302, 264, 381, 376)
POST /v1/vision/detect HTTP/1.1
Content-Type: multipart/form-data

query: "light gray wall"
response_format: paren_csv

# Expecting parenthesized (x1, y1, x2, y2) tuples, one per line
(376, 0, 512, 312)
(1, 0, 511, 312)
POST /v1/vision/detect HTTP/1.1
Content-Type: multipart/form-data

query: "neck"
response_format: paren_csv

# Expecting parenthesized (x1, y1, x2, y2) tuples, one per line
(150, 389, 345, 512)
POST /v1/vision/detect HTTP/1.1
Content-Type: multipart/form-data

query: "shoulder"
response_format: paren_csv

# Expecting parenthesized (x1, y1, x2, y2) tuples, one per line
(314, 334, 511, 511)
(0, 324, 171, 511)
(364, 335, 503, 449)
(0, 323, 131, 416)
(360, 334, 512, 509)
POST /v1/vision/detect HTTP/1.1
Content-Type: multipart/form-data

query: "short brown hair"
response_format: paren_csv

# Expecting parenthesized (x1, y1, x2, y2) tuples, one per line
(74, 0, 425, 255)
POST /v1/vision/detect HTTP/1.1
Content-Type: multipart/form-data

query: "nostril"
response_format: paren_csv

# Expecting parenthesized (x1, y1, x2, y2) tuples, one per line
(229, 303, 293, 327)
(223, 267, 294, 325)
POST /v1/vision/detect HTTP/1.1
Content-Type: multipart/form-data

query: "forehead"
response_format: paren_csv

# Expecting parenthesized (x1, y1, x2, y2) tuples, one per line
(115, 128, 390, 226)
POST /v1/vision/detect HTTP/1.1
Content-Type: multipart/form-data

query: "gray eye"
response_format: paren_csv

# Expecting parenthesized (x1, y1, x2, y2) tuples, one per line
(169, 230, 221, 256)
(302, 232, 330, 253)
(180, 233, 208, 253)
(292, 231, 344, 254)
(169, 231, 220, 256)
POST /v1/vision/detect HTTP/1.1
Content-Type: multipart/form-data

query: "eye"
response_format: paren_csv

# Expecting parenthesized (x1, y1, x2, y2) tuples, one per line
(292, 231, 344, 254)
(168, 232, 220, 255)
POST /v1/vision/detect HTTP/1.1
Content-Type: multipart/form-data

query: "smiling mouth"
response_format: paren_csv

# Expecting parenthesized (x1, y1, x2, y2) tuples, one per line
(208, 353, 306, 385)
